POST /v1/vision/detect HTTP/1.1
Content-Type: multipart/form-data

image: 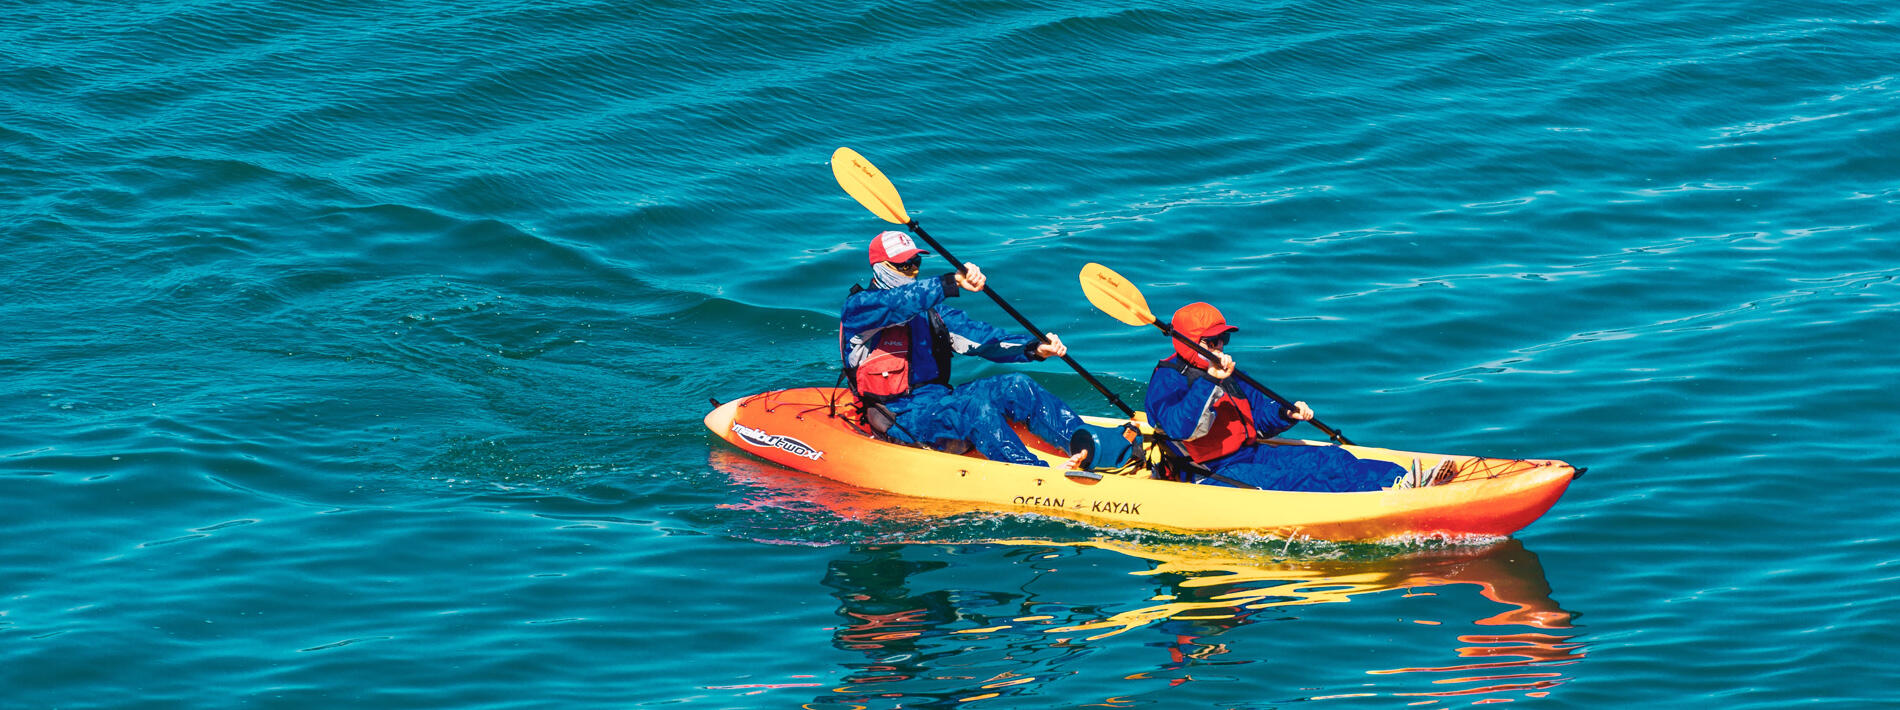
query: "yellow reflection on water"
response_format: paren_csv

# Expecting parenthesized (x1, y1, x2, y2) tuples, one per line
(997, 537, 1577, 637)
(1000, 537, 1584, 703)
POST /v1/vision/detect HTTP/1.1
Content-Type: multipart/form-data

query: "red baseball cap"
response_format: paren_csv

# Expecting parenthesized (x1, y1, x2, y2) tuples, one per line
(1173, 302, 1239, 340)
(1171, 302, 1238, 364)
(868, 230, 930, 264)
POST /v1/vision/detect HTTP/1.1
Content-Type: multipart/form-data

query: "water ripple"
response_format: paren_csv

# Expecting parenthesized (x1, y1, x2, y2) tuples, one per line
(6, 1, 1899, 707)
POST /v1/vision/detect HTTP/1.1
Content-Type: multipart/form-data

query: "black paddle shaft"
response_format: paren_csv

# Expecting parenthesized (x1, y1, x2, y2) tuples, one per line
(903, 220, 1136, 417)
(1153, 318, 1355, 446)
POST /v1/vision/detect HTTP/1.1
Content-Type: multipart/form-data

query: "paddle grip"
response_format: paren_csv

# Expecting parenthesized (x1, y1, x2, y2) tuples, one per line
(1156, 320, 1355, 446)
(904, 220, 1137, 417)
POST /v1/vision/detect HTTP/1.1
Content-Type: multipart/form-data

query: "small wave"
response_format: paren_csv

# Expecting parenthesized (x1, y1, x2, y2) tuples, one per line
(298, 636, 394, 653)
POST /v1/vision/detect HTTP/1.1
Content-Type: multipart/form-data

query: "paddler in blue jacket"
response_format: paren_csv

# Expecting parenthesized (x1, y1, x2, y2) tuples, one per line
(842, 231, 1089, 468)
(1145, 302, 1450, 491)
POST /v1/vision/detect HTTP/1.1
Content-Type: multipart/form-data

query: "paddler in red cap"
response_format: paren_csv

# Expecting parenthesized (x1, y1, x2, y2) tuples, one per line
(1145, 302, 1449, 491)
(840, 230, 1094, 468)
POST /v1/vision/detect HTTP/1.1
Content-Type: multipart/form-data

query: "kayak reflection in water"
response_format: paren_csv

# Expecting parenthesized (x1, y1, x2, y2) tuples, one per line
(800, 539, 1584, 706)
(1146, 302, 1447, 491)
(840, 231, 1091, 469)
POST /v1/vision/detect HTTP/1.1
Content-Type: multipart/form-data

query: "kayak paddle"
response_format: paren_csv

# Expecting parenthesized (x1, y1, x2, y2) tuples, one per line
(830, 147, 1138, 418)
(1079, 262, 1355, 446)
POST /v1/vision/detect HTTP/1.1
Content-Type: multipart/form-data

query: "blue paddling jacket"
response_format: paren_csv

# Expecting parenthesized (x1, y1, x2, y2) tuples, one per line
(841, 274, 1043, 401)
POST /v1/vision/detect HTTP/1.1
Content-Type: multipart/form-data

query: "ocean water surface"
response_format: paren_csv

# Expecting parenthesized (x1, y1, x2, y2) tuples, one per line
(4, 0, 1897, 707)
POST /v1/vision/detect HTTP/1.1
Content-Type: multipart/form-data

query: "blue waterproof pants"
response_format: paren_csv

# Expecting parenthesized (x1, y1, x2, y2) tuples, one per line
(884, 374, 1084, 467)
(1197, 443, 1405, 492)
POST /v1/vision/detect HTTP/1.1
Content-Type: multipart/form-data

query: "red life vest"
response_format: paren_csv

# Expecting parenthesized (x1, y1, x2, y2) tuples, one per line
(1160, 358, 1259, 462)
(1179, 390, 1257, 462)
(839, 285, 951, 403)
(851, 323, 913, 399)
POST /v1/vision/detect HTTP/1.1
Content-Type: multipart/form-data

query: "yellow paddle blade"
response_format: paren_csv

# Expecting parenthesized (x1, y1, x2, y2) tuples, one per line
(830, 147, 910, 225)
(1079, 262, 1157, 326)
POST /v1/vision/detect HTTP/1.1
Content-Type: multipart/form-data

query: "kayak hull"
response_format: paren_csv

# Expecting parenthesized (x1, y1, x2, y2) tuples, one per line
(705, 388, 1577, 541)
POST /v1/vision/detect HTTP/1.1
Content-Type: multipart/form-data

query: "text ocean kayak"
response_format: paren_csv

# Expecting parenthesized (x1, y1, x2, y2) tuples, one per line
(704, 387, 1579, 541)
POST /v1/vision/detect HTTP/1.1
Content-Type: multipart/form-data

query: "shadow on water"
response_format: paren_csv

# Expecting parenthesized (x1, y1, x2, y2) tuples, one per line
(707, 450, 1588, 707)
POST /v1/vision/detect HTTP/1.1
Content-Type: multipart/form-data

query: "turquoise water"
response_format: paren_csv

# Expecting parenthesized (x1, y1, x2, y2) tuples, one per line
(5, 1, 1897, 706)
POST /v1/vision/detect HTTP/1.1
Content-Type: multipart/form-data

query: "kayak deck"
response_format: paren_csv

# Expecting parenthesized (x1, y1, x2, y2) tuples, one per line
(705, 387, 1578, 541)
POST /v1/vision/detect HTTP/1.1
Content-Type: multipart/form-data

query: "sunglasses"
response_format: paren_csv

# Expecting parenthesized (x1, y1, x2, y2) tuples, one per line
(1201, 332, 1231, 347)
(892, 257, 923, 274)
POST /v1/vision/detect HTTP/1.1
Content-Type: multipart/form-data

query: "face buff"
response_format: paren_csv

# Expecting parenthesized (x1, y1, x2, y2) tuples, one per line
(871, 261, 916, 290)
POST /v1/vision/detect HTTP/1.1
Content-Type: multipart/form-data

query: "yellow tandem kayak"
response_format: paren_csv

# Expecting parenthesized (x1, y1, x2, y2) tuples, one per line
(705, 387, 1579, 542)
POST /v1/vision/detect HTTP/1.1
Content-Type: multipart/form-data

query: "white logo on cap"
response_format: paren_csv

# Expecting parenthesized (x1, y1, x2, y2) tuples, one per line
(881, 231, 916, 254)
